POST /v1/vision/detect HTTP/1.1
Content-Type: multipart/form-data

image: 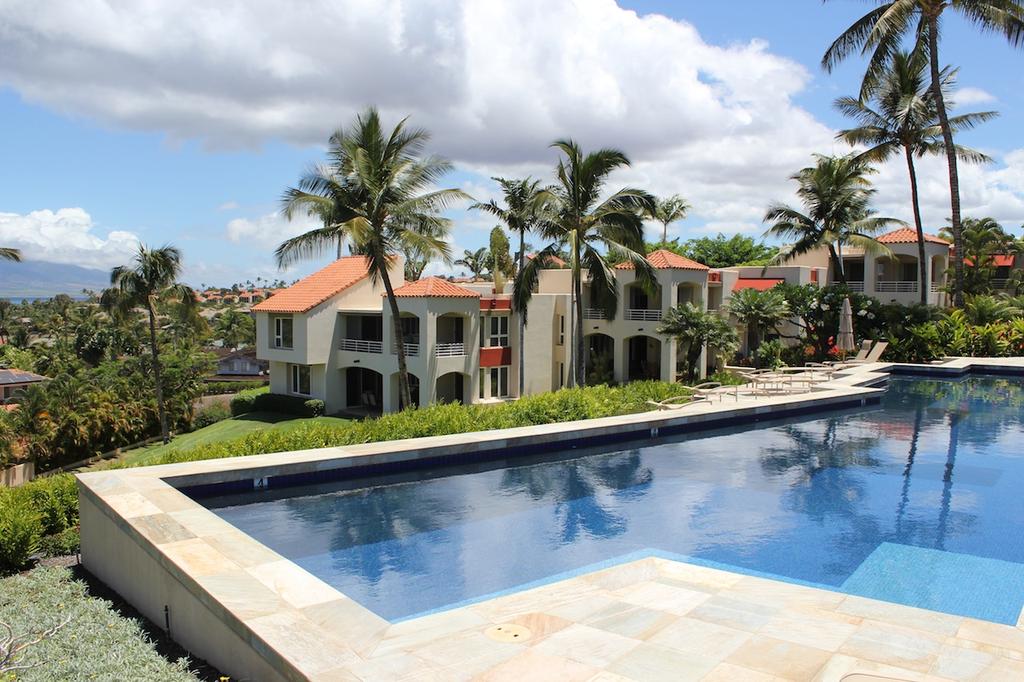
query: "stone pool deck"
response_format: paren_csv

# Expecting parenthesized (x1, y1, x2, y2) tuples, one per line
(76, 358, 1024, 681)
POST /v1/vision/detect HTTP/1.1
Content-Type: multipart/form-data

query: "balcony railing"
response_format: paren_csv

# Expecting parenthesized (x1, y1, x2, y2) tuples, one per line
(339, 338, 382, 353)
(625, 308, 662, 321)
(930, 282, 945, 293)
(876, 281, 918, 293)
(391, 341, 420, 357)
(583, 308, 607, 320)
(846, 281, 865, 292)
(435, 342, 465, 357)
(990, 278, 1011, 290)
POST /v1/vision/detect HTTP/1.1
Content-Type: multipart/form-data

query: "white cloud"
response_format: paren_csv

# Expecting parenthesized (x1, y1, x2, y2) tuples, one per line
(954, 87, 996, 107)
(225, 211, 316, 249)
(217, 200, 240, 211)
(0, 208, 139, 268)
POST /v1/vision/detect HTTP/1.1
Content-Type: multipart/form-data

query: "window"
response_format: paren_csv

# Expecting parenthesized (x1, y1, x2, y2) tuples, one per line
(558, 362, 565, 388)
(488, 315, 509, 347)
(273, 317, 293, 349)
(290, 364, 311, 395)
(490, 366, 509, 398)
(557, 315, 565, 345)
(479, 369, 485, 400)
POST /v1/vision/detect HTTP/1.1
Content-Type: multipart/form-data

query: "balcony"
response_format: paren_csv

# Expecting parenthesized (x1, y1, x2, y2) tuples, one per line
(339, 338, 382, 353)
(876, 281, 918, 293)
(435, 342, 466, 357)
(583, 308, 607, 320)
(391, 341, 420, 357)
(625, 308, 662, 321)
(846, 281, 865, 292)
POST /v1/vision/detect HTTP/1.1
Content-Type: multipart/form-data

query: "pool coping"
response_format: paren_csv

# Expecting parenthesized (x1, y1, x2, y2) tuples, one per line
(76, 358, 1024, 681)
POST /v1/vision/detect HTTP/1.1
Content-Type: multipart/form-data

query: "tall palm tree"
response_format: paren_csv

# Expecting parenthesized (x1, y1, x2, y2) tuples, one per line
(515, 140, 656, 387)
(454, 247, 489, 279)
(275, 108, 466, 408)
(822, 0, 1024, 306)
(0, 248, 21, 262)
(100, 244, 195, 443)
(471, 177, 546, 396)
(652, 194, 690, 243)
(835, 50, 996, 304)
(765, 154, 900, 284)
(939, 216, 1014, 293)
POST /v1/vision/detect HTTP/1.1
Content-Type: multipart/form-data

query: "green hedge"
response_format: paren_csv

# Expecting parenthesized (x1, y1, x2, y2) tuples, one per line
(228, 385, 270, 415)
(2, 381, 685, 574)
(231, 390, 325, 417)
(201, 379, 266, 395)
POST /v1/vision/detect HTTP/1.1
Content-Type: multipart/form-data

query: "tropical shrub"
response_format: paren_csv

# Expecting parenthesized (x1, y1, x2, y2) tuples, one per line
(0, 495, 41, 573)
(229, 385, 270, 415)
(724, 287, 790, 352)
(657, 304, 739, 381)
(752, 339, 784, 369)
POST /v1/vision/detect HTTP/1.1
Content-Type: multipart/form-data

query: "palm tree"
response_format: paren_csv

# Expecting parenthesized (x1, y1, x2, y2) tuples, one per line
(454, 247, 489, 279)
(822, 0, 1024, 306)
(724, 287, 791, 354)
(835, 49, 996, 304)
(471, 178, 547, 396)
(0, 248, 21, 262)
(765, 154, 900, 284)
(275, 108, 466, 408)
(515, 140, 656, 387)
(657, 303, 739, 381)
(939, 216, 1015, 293)
(652, 194, 690, 243)
(100, 244, 195, 443)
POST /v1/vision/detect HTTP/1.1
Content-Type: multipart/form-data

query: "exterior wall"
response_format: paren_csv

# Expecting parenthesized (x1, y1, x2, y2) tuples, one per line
(522, 294, 568, 395)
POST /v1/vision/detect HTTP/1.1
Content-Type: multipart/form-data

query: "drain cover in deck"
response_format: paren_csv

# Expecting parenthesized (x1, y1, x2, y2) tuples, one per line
(484, 624, 532, 642)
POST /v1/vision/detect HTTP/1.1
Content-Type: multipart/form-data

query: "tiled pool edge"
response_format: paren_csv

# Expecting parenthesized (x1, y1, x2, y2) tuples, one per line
(76, 358, 1024, 681)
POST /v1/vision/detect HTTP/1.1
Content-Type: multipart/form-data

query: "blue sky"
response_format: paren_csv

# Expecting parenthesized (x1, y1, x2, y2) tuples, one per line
(1, 0, 1021, 288)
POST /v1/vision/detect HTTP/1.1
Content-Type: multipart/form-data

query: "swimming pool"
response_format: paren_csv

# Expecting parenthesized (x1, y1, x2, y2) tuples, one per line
(201, 375, 1024, 624)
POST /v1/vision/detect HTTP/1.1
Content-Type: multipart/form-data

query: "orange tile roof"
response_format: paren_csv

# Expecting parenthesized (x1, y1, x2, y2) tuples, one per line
(614, 249, 709, 271)
(527, 253, 568, 267)
(391, 277, 480, 298)
(252, 256, 372, 313)
(876, 228, 950, 245)
(734, 278, 785, 291)
(965, 254, 1015, 267)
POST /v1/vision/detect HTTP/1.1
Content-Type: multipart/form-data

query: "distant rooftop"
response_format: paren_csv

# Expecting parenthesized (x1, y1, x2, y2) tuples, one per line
(0, 368, 48, 386)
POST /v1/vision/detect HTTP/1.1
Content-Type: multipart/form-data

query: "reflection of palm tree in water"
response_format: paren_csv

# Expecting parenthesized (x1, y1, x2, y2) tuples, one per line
(936, 411, 961, 551)
(894, 404, 924, 537)
(499, 450, 653, 543)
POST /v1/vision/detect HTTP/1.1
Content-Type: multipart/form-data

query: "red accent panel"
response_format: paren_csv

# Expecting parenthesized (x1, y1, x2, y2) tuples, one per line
(708, 272, 722, 283)
(480, 298, 512, 310)
(734, 278, 785, 291)
(811, 270, 819, 283)
(479, 347, 512, 367)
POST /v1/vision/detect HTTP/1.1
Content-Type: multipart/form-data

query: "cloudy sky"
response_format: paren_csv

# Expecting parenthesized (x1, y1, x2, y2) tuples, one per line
(1, 0, 1022, 286)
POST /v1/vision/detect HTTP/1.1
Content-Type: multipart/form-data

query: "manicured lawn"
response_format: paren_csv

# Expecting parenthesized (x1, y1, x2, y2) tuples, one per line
(0, 566, 207, 680)
(107, 412, 351, 468)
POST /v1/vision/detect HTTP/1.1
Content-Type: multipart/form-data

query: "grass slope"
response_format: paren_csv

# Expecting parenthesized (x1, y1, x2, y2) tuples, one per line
(114, 412, 350, 467)
(0, 567, 201, 680)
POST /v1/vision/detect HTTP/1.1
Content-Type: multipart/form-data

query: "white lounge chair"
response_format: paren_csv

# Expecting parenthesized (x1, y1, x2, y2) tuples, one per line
(646, 393, 709, 411)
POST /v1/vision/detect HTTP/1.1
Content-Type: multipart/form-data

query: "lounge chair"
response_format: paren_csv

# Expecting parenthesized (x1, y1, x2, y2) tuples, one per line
(646, 393, 708, 411)
(843, 340, 889, 365)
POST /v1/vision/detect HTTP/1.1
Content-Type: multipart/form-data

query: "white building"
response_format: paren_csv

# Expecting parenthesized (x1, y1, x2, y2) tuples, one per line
(253, 250, 834, 415)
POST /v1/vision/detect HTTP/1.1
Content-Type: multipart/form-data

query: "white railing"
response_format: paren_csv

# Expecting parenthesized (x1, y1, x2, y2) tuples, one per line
(391, 342, 420, 357)
(846, 281, 865, 292)
(876, 281, 918, 293)
(930, 282, 945, 293)
(583, 308, 607, 320)
(990, 278, 1011, 290)
(625, 308, 662, 321)
(339, 338, 382, 353)
(435, 342, 465, 357)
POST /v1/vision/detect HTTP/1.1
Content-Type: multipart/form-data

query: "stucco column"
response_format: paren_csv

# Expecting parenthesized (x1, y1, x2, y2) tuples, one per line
(864, 255, 877, 295)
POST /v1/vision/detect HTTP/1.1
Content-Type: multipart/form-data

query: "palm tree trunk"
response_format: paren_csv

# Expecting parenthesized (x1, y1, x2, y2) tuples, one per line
(904, 144, 929, 306)
(572, 239, 585, 388)
(380, 268, 412, 409)
(147, 301, 169, 443)
(828, 244, 847, 285)
(517, 229, 525, 397)
(928, 17, 965, 307)
(662, 220, 668, 244)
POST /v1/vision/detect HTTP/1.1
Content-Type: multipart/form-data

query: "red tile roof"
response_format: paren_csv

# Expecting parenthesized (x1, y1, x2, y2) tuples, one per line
(390, 277, 480, 298)
(876, 228, 950, 245)
(734, 278, 785, 291)
(252, 257, 372, 313)
(528, 253, 567, 267)
(965, 254, 1015, 267)
(614, 249, 709, 271)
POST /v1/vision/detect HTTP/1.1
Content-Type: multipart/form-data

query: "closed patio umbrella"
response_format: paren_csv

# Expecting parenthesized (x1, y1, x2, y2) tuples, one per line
(837, 296, 855, 358)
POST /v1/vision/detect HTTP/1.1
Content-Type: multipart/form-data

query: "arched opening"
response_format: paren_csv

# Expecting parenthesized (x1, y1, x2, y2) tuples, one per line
(344, 367, 383, 415)
(624, 282, 662, 320)
(584, 333, 615, 386)
(624, 335, 662, 382)
(436, 372, 467, 404)
(676, 283, 702, 308)
(435, 313, 467, 356)
(389, 371, 420, 411)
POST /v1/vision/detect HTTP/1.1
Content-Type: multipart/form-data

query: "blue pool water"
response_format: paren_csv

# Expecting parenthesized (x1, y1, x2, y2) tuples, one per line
(204, 375, 1024, 623)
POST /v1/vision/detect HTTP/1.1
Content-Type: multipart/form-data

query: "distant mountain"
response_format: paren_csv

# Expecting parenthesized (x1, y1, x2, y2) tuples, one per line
(0, 259, 109, 300)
